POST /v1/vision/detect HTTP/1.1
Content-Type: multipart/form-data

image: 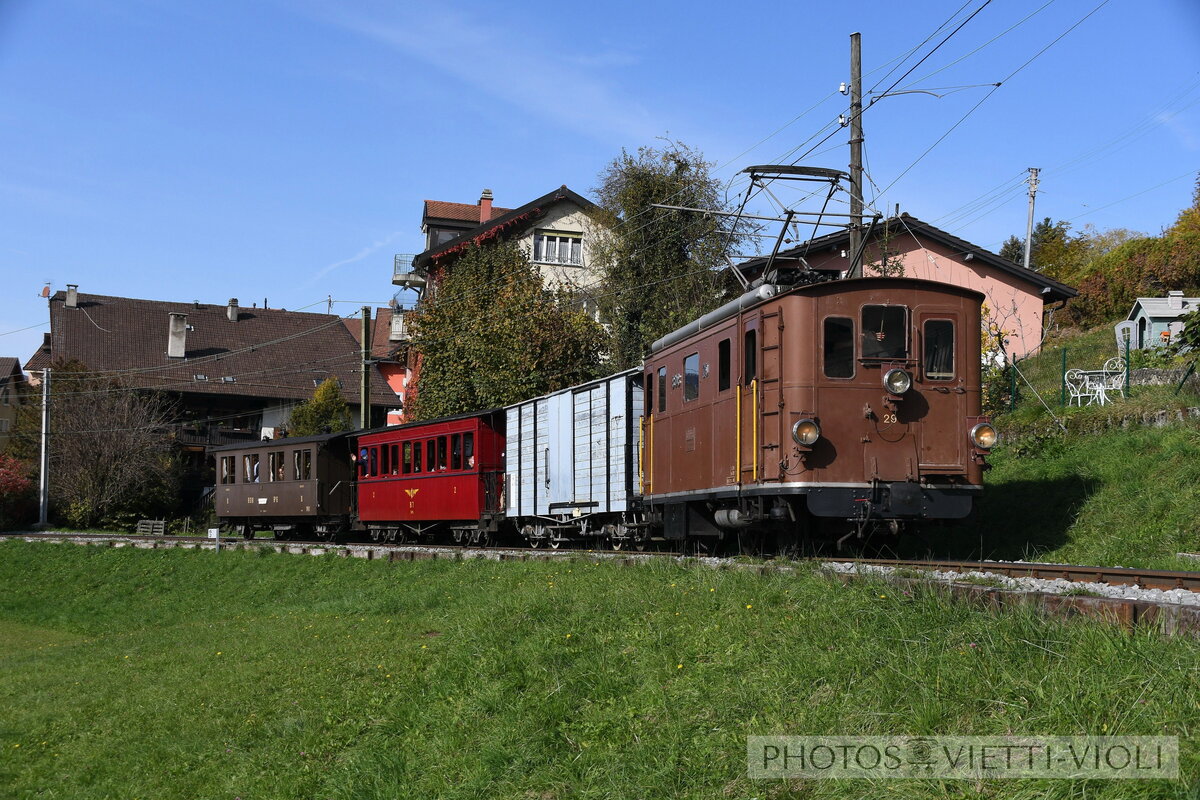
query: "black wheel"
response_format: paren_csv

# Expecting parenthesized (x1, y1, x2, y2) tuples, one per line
(548, 538, 563, 550)
(611, 539, 624, 551)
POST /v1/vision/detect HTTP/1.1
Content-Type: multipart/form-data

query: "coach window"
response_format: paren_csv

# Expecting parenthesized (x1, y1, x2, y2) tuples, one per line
(861, 305, 908, 360)
(684, 353, 700, 402)
(380, 444, 391, 476)
(390, 444, 400, 474)
(744, 330, 757, 384)
(718, 338, 731, 392)
(268, 451, 285, 482)
(369, 447, 379, 477)
(451, 434, 462, 470)
(645, 371, 654, 413)
(464, 432, 475, 469)
(293, 449, 311, 481)
(824, 317, 855, 378)
(402, 442, 413, 474)
(437, 437, 448, 471)
(220, 456, 235, 485)
(358, 447, 368, 478)
(426, 440, 436, 473)
(657, 366, 666, 411)
(244, 453, 260, 483)
(413, 442, 423, 473)
(924, 320, 955, 380)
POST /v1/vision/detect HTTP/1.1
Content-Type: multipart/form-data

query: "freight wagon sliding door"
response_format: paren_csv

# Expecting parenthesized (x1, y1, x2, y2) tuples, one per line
(573, 384, 607, 509)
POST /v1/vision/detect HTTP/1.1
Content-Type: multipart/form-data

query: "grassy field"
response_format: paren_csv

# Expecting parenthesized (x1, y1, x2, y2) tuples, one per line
(1, 541, 1197, 799)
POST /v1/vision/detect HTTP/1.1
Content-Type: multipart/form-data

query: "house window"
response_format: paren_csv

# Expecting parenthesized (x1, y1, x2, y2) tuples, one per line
(1, 388, 8, 406)
(534, 231, 583, 265)
(684, 353, 700, 402)
(0, 418, 9, 433)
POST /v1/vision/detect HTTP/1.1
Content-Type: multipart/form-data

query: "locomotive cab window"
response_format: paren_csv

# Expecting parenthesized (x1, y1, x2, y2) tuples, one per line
(718, 338, 731, 392)
(645, 371, 654, 413)
(861, 305, 908, 360)
(684, 353, 699, 402)
(924, 320, 955, 380)
(657, 367, 666, 412)
(823, 317, 855, 378)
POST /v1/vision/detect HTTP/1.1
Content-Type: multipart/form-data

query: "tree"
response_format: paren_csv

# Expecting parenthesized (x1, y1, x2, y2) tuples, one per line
(0, 454, 35, 530)
(406, 240, 606, 420)
(287, 377, 352, 436)
(591, 140, 750, 368)
(10, 359, 181, 528)
(998, 235, 1024, 264)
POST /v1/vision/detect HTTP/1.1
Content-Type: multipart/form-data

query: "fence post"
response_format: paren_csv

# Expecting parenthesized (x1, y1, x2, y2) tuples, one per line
(1061, 347, 1067, 407)
(1124, 337, 1131, 397)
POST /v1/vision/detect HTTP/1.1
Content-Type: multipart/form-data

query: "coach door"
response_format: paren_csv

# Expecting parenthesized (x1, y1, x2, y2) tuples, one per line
(915, 309, 967, 474)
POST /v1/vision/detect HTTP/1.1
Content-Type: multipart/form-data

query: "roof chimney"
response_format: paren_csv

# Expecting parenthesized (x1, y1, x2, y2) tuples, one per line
(227, 298, 239, 322)
(65, 284, 78, 309)
(1168, 290, 1184, 311)
(168, 312, 188, 359)
(479, 188, 493, 223)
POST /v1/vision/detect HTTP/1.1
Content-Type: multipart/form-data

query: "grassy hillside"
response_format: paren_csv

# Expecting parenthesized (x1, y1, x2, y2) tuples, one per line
(1, 542, 1197, 799)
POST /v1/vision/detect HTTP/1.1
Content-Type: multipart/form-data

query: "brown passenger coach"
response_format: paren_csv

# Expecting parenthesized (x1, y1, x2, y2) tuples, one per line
(641, 277, 994, 549)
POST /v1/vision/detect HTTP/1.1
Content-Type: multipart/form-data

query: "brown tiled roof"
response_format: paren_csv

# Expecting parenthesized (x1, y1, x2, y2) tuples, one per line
(423, 200, 512, 224)
(37, 292, 397, 405)
(342, 307, 406, 360)
(0, 357, 23, 387)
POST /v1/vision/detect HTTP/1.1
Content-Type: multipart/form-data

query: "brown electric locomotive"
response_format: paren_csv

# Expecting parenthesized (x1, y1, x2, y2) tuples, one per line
(641, 276, 994, 549)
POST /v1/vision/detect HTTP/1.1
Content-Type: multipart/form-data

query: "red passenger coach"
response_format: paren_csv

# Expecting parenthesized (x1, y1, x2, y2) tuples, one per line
(353, 410, 505, 546)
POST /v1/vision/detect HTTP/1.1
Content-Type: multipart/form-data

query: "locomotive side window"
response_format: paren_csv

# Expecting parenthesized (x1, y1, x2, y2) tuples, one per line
(924, 320, 955, 380)
(220, 456, 235, 484)
(464, 432, 475, 468)
(451, 434, 462, 470)
(437, 437, 448, 470)
(244, 453, 260, 483)
(718, 338, 731, 392)
(645, 371, 654, 413)
(823, 317, 855, 378)
(861, 305, 908, 360)
(744, 330, 757, 384)
(402, 442, 412, 474)
(657, 367, 666, 411)
(684, 353, 699, 402)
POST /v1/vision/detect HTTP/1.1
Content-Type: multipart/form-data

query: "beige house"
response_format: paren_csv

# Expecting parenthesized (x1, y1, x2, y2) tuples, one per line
(408, 185, 603, 293)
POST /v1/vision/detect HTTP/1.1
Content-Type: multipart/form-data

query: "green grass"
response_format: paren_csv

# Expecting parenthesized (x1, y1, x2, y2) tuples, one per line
(1, 542, 1198, 799)
(909, 423, 1200, 570)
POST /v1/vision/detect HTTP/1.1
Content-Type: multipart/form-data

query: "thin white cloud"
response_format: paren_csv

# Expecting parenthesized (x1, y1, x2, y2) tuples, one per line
(298, 5, 659, 143)
(306, 231, 403, 287)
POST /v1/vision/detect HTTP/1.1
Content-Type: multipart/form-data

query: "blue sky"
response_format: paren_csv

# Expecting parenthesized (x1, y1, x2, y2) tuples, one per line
(2, 0, 1199, 363)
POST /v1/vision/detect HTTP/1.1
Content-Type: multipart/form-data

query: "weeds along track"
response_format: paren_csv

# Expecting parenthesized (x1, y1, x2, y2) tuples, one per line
(6, 532, 1200, 636)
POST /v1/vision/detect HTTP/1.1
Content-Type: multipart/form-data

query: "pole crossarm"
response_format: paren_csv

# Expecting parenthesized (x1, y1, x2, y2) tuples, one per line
(648, 204, 856, 223)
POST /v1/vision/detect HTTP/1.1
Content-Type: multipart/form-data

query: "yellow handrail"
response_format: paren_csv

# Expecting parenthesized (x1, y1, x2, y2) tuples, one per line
(637, 416, 645, 494)
(648, 414, 654, 493)
(751, 378, 758, 483)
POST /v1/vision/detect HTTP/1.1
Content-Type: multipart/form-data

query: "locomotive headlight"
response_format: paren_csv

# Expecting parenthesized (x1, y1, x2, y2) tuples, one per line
(970, 422, 998, 450)
(883, 368, 912, 395)
(791, 418, 820, 446)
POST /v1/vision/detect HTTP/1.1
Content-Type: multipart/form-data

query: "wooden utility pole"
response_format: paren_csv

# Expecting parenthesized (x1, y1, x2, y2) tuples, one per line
(847, 31, 864, 278)
(1023, 167, 1040, 270)
(360, 306, 371, 430)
